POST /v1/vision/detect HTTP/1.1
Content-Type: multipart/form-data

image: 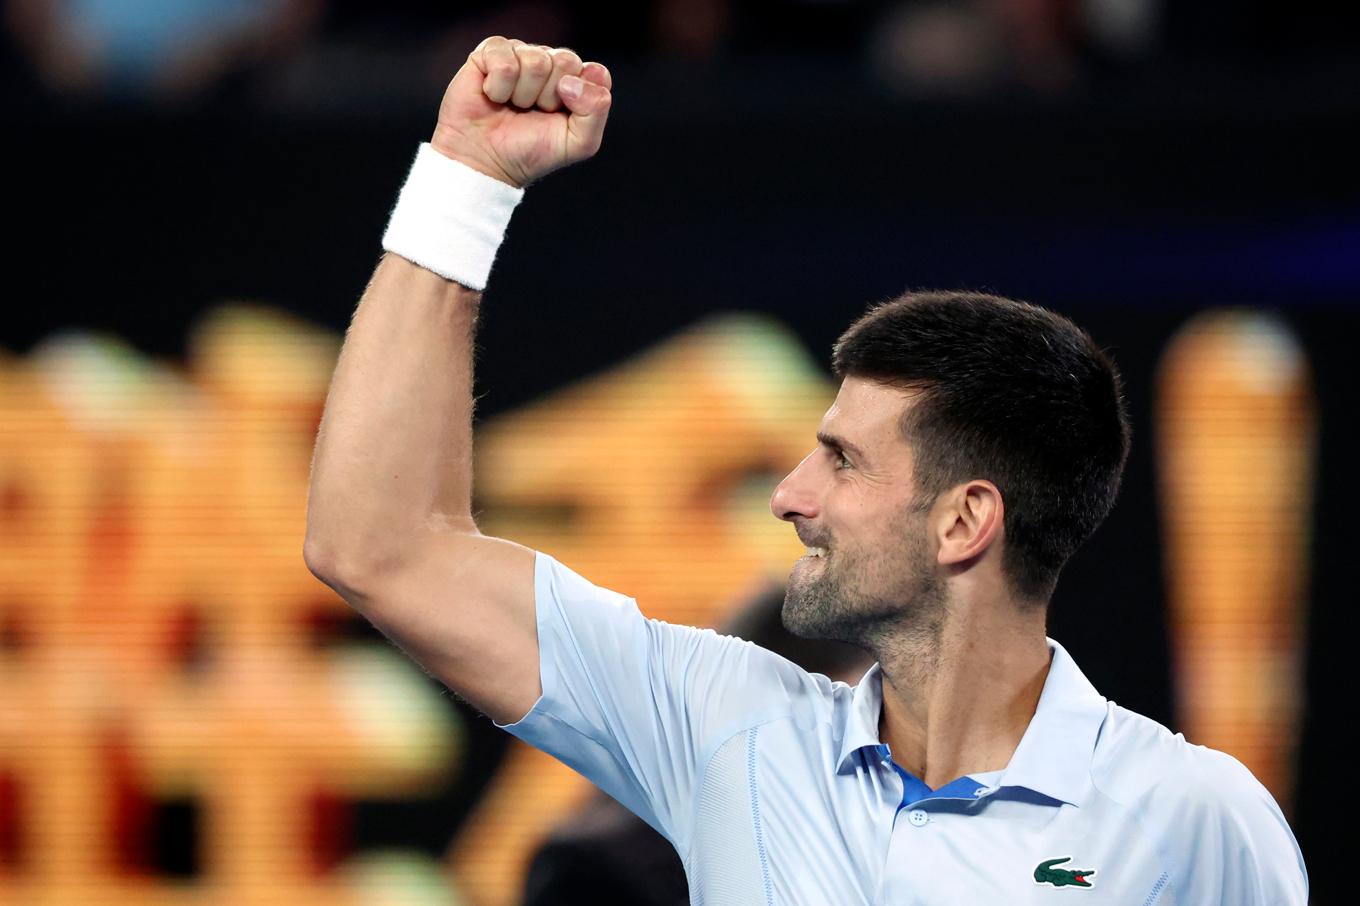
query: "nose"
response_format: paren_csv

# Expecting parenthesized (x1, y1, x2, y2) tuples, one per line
(770, 450, 820, 524)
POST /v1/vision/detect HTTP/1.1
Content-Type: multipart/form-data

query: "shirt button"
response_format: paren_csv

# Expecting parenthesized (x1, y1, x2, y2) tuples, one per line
(907, 809, 929, 827)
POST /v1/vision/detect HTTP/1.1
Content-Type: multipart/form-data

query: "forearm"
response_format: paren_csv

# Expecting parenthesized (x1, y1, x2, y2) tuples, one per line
(304, 36, 612, 580)
(305, 252, 480, 576)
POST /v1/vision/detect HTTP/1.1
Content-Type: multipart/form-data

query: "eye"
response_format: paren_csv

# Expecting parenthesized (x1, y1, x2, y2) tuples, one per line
(834, 450, 852, 470)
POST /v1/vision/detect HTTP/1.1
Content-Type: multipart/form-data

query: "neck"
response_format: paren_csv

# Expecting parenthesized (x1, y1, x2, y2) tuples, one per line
(873, 604, 1051, 790)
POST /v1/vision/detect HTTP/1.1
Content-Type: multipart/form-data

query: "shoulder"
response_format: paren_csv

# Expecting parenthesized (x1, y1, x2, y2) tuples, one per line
(650, 620, 847, 720)
(1090, 703, 1250, 802)
(1091, 704, 1288, 833)
(1089, 703, 1308, 904)
(544, 553, 843, 711)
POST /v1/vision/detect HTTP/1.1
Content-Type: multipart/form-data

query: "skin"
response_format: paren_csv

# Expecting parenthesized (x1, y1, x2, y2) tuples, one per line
(430, 36, 613, 188)
(769, 376, 1052, 790)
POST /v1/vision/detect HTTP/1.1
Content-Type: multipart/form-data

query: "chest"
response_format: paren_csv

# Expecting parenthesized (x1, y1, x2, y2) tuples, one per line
(685, 725, 1173, 906)
(870, 798, 1174, 905)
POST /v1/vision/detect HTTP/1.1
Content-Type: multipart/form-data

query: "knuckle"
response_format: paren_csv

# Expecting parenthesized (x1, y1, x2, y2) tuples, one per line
(517, 46, 552, 74)
(552, 48, 583, 69)
(471, 35, 502, 60)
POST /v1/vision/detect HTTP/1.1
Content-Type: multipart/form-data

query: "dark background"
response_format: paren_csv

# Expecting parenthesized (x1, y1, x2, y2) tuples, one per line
(5, 1, 1356, 901)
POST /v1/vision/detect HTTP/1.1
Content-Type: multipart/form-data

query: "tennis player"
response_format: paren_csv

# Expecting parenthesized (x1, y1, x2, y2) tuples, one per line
(304, 36, 1308, 904)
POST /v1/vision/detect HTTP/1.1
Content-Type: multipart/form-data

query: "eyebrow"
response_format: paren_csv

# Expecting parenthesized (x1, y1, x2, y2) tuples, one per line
(817, 431, 869, 464)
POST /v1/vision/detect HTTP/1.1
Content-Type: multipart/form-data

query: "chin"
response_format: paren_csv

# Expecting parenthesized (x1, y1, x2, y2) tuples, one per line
(781, 587, 845, 641)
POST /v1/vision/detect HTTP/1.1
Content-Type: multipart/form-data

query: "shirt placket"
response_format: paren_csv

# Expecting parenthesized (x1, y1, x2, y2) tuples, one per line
(873, 744, 993, 905)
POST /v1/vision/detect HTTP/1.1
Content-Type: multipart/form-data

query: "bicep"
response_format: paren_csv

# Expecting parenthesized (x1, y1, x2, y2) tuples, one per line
(353, 530, 541, 726)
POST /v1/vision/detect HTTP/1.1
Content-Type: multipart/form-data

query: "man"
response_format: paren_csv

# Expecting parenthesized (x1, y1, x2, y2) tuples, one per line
(303, 36, 1308, 904)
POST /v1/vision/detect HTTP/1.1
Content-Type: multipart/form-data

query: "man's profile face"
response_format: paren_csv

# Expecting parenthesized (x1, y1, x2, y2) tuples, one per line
(768, 377, 948, 646)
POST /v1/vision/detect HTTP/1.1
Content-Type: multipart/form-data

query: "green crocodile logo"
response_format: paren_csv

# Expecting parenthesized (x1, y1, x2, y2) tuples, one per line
(1034, 856, 1097, 888)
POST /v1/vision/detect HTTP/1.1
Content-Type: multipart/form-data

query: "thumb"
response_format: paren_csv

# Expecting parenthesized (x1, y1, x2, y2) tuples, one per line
(558, 75, 612, 162)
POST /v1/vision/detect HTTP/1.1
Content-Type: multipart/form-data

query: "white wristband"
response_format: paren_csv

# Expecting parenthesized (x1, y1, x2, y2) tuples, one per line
(381, 143, 525, 291)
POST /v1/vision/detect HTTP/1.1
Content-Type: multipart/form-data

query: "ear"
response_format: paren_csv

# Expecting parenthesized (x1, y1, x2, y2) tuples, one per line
(936, 480, 1004, 567)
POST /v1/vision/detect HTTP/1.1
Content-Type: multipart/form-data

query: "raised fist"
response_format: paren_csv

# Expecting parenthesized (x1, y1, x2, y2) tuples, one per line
(430, 37, 613, 188)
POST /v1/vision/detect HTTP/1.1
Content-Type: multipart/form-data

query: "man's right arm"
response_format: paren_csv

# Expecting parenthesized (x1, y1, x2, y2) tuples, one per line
(302, 38, 612, 726)
(303, 251, 543, 726)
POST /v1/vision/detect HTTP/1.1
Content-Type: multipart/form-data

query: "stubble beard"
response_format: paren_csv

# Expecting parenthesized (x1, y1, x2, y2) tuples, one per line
(781, 514, 948, 654)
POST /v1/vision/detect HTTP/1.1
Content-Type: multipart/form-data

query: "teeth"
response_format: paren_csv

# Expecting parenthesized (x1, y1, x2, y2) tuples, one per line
(805, 547, 828, 558)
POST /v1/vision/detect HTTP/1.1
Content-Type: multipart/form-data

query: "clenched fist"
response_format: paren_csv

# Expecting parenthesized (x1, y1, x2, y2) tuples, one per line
(430, 37, 613, 189)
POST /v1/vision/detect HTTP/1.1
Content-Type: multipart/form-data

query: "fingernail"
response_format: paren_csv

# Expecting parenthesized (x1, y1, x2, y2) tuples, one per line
(559, 75, 582, 99)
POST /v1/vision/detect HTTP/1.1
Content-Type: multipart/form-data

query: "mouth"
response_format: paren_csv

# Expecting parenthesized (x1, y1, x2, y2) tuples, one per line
(801, 546, 829, 560)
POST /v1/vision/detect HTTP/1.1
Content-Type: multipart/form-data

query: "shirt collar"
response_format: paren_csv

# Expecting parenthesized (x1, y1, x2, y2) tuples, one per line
(835, 637, 1108, 807)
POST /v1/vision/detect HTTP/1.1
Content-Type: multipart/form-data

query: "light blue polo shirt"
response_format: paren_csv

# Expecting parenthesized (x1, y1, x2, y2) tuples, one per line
(496, 551, 1308, 905)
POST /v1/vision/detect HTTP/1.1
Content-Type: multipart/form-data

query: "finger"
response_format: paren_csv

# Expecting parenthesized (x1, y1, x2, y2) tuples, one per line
(469, 34, 517, 62)
(510, 44, 554, 108)
(558, 76, 612, 160)
(536, 47, 584, 112)
(477, 37, 520, 104)
(580, 61, 612, 90)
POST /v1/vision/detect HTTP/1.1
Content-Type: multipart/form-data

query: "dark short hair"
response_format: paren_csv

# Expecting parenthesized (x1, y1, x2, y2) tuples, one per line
(830, 290, 1132, 604)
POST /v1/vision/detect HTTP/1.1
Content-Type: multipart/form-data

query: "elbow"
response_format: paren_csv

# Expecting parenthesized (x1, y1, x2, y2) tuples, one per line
(302, 533, 427, 605)
(303, 537, 375, 601)
(304, 516, 479, 597)
(301, 535, 367, 584)
(303, 535, 340, 583)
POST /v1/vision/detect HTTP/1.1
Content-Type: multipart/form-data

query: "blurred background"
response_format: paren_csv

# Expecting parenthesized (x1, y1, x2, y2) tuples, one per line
(2, 0, 1356, 904)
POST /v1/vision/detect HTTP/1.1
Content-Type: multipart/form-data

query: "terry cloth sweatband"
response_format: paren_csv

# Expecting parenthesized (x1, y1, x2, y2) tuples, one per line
(381, 142, 525, 291)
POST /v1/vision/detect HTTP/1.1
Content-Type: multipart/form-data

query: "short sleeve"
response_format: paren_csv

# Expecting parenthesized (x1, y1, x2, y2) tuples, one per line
(1166, 748, 1309, 905)
(494, 551, 815, 848)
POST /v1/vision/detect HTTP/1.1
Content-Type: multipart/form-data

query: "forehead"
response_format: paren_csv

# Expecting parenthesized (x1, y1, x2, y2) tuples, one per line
(820, 377, 920, 451)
